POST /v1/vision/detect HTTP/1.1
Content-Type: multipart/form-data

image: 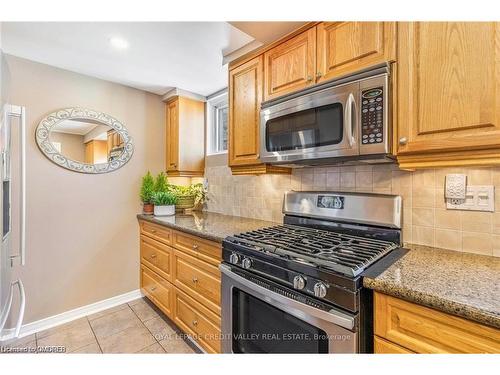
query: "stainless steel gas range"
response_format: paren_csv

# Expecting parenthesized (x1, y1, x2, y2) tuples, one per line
(220, 191, 407, 353)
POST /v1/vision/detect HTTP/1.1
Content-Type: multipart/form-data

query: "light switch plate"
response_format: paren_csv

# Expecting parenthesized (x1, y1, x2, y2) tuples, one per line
(446, 185, 494, 212)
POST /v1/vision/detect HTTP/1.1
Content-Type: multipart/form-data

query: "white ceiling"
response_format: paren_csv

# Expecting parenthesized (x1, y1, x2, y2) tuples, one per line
(52, 119, 99, 136)
(1, 22, 256, 96)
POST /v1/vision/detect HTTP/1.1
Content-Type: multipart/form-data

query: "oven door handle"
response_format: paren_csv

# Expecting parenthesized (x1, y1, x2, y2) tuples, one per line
(220, 264, 355, 330)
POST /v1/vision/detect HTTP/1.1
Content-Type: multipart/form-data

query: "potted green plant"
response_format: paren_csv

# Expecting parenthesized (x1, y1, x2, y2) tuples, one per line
(140, 171, 155, 214)
(154, 172, 169, 193)
(152, 191, 177, 216)
(168, 184, 195, 210)
(167, 182, 208, 211)
(190, 182, 208, 210)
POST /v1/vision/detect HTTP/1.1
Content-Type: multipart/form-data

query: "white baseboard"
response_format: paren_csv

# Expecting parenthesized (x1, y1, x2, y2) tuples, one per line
(0, 289, 143, 342)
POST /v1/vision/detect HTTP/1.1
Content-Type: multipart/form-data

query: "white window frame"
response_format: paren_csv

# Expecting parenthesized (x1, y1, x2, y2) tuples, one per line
(206, 89, 228, 156)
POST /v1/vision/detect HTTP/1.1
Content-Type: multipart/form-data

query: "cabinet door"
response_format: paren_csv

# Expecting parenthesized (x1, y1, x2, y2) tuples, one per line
(166, 99, 179, 171)
(397, 22, 500, 166)
(263, 27, 316, 100)
(374, 292, 500, 353)
(228, 56, 263, 166)
(316, 22, 396, 83)
(374, 336, 414, 354)
(140, 265, 174, 319)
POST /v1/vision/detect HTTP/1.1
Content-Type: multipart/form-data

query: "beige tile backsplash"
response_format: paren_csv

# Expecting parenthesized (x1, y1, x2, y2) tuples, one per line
(205, 163, 500, 257)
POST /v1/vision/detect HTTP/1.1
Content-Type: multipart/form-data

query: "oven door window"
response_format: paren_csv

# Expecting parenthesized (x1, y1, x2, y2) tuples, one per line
(232, 288, 329, 353)
(265, 103, 343, 152)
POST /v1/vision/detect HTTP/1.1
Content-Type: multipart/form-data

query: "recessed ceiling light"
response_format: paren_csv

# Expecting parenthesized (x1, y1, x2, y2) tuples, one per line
(109, 36, 129, 50)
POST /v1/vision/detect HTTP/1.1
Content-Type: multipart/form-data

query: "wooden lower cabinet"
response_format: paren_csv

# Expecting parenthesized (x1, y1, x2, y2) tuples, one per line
(173, 249, 221, 315)
(374, 336, 414, 354)
(139, 221, 222, 353)
(140, 235, 173, 282)
(172, 288, 222, 354)
(140, 220, 173, 246)
(140, 265, 174, 319)
(374, 292, 500, 354)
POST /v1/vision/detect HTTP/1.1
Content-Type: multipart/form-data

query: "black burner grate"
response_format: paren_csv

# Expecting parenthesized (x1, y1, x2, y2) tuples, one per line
(229, 224, 398, 277)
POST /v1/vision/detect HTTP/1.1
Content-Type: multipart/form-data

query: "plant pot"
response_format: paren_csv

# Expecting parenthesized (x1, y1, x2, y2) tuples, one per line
(154, 205, 175, 216)
(143, 203, 154, 215)
(175, 195, 195, 210)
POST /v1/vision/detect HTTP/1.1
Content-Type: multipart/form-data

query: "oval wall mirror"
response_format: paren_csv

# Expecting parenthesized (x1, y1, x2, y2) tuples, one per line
(36, 108, 134, 174)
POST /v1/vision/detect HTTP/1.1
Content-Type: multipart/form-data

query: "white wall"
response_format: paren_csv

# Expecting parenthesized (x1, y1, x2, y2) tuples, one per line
(6, 55, 165, 323)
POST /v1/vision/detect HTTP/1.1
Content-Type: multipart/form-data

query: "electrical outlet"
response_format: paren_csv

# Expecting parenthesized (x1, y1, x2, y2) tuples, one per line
(446, 185, 494, 212)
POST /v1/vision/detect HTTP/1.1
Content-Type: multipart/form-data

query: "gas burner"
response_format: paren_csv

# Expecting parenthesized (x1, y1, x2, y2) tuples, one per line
(228, 224, 398, 277)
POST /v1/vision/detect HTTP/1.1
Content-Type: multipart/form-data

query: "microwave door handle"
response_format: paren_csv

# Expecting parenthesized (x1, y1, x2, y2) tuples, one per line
(345, 93, 356, 148)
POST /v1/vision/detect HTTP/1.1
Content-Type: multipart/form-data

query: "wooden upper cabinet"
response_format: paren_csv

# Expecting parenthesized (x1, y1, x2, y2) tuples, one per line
(316, 22, 396, 83)
(166, 99, 179, 172)
(165, 96, 205, 177)
(263, 27, 316, 101)
(229, 56, 263, 167)
(397, 22, 500, 169)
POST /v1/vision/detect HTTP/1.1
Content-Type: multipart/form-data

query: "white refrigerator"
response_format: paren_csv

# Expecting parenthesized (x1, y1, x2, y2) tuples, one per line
(0, 104, 26, 340)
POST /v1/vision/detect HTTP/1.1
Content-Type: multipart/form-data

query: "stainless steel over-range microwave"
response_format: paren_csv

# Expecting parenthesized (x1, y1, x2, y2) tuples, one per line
(260, 64, 393, 166)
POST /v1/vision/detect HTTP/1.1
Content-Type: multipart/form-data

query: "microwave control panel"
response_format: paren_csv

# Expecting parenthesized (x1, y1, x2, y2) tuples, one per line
(360, 87, 384, 145)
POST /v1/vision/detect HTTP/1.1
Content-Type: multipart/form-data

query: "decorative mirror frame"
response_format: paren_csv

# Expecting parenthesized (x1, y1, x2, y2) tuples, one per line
(36, 107, 134, 174)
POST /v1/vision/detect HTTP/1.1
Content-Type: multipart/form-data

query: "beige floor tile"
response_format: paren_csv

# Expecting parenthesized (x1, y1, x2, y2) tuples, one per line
(127, 298, 144, 306)
(137, 343, 166, 354)
(90, 306, 143, 340)
(99, 325, 156, 354)
(129, 300, 159, 322)
(143, 316, 176, 342)
(159, 338, 195, 354)
(37, 317, 89, 339)
(87, 303, 130, 321)
(69, 341, 102, 354)
(2, 333, 36, 346)
(37, 319, 95, 353)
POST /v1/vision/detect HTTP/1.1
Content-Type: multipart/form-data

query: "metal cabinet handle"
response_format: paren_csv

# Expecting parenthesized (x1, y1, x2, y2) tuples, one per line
(192, 244, 199, 250)
(316, 72, 323, 78)
(192, 277, 198, 283)
(150, 286, 157, 292)
(306, 76, 313, 82)
(192, 320, 198, 326)
(150, 254, 157, 259)
(399, 137, 408, 145)
(151, 229, 157, 234)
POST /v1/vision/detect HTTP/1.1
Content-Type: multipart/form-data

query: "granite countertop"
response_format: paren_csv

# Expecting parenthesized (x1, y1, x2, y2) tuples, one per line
(137, 211, 277, 243)
(364, 244, 500, 328)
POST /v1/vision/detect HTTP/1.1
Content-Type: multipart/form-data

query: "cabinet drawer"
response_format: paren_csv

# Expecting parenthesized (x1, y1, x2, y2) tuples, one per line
(140, 235, 173, 282)
(140, 220, 173, 245)
(140, 265, 173, 319)
(374, 336, 414, 354)
(173, 230, 221, 266)
(374, 292, 500, 353)
(173, 250, 221, 315)
(173, 288, 221, 353)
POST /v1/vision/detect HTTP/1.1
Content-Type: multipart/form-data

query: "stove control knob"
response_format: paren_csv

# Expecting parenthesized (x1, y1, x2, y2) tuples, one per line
(293, 275, 306, 290)
(242, 258, 252, 269)
(313, 282, 327, 298)
(229, 253, 240, 265)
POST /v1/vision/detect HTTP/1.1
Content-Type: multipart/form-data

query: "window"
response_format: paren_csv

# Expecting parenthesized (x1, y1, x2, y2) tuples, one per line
(207, 90, 228, 155)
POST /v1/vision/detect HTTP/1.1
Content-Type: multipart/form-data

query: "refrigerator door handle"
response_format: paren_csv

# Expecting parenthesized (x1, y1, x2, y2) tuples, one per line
(0, 279, 25, 338)
(6, 105, 26, 266)
(12, 279, 26, 337)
